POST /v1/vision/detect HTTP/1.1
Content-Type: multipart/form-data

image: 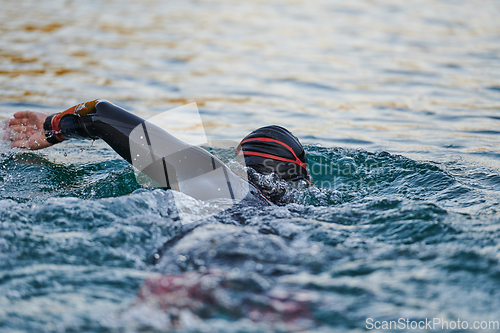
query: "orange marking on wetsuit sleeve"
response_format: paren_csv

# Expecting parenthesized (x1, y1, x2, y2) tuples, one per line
(235, 150, 308, 170)
(51, 99, 100, 141)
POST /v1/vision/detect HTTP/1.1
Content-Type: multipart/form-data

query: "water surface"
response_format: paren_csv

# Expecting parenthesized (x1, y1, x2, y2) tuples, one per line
(0, 0, 499, 332)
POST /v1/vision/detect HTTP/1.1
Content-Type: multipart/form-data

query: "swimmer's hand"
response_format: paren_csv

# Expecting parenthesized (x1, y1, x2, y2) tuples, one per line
(3, 111, 51, 150)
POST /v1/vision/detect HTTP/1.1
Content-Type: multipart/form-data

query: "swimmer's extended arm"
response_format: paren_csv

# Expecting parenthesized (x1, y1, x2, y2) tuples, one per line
(5, 100, 145, 161)
(6, 100, 251, 202)
(41, 99, 143, 163)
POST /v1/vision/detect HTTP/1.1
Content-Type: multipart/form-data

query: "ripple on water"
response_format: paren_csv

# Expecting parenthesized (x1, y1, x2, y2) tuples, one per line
(0, 0, 500, 331)
(0, 147, 499, 330)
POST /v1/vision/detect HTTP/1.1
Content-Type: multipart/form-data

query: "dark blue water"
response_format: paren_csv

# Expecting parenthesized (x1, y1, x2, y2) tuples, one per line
(0, 141, 499, 331)
(1, 0, 500, 332)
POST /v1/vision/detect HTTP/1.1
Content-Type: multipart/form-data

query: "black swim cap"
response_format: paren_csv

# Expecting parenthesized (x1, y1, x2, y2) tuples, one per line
(236, 125, 310, 182)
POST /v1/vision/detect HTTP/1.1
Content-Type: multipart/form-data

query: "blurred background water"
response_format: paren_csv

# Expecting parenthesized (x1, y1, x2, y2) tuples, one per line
(0, 0, 499, 332)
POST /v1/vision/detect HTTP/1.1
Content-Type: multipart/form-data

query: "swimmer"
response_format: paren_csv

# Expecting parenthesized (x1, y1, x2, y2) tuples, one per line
(3, 100, 311, 204)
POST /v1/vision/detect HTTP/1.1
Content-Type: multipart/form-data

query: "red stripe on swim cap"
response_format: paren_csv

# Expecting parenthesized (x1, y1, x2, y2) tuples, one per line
(235, 151, 308, 170)
(237, 137, 308, 171)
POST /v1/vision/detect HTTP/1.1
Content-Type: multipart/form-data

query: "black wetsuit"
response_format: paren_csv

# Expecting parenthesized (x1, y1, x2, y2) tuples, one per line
(44, 100, 272, 206)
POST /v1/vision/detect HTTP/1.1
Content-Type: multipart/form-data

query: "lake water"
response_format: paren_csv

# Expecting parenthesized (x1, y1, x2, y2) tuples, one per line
(0, 0, 499, 332)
